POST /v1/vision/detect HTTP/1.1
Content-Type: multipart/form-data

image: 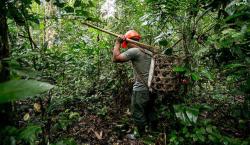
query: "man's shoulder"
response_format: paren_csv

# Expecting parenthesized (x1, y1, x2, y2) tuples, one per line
(125, 47, 141, 54)
(127, 47, 140, 51)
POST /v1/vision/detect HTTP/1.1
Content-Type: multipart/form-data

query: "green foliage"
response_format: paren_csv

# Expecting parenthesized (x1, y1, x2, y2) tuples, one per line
(53, 138, 77, 145)
(169, 122, 249, 145)
(174, 104, 200, 126)
(173, 66, 187, 73)
(53, 109, 80, 131)
(170, 104, 248, 145)
(19, 125, 42, 145)
(0, 80, 54, 103)
(191, 72, 201, 81)
(0, 125, 42, 145)
(97, 105, 108, 117)
(0, 126, 19, 145)
(1, 0, 250, 144)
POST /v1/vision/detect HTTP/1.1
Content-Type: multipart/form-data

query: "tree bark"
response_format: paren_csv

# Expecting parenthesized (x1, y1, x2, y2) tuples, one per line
(0, 0, 12, 129)
(0, 0, 10, 82)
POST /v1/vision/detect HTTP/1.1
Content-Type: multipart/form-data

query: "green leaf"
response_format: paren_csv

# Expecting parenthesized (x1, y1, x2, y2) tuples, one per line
(197, 133, 205, 142)
(164, 48, 173, 55)
(225, 63, 245, 69)
(64, 6, 74, 13)
(53, 0, 65, 8)
(35, 0, 41, 5)
(75, 10, 90, 16)
(86, 17, 101, 22)
(74, 0, 82, 7)
(242, 78, 250, 93)
(22, 0, 32, 5)
(88, 1, 95, 7)
(1, 126, 19, 136)
(208, 134, 215, 142)
(201, 69, 213, 80)
(146, 0, 158, 3)
(159, 40, 168, 46)
(55, 138, 77, 145)
(206, 126, 213, 133)
(174, 104, 200, 126)
(173, 66, 187, 73)
(185, 107, 199, 124)
(191, 73, 201, 81)
(0, 80, 54, 103)
(200, 127, 206, 134)
(19, 125, 42, 145)
(69, 112, 80, 119)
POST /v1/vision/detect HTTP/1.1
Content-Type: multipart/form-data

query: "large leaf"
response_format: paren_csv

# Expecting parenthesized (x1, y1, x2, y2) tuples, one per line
(0, 80, 54, 103)
(185, 107, 199, 123)
(174, 104, 200, 126)
(19, 125, 42, 145)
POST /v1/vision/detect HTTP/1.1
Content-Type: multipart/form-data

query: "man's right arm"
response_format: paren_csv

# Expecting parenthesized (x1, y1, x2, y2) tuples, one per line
(112, 36, 129, 62)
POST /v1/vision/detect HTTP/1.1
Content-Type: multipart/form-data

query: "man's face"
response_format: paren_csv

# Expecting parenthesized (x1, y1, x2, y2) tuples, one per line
(127, 43, 135, 48)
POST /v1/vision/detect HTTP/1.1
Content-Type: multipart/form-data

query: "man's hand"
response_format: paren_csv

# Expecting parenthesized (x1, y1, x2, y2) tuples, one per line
(116, 35, 125, 45)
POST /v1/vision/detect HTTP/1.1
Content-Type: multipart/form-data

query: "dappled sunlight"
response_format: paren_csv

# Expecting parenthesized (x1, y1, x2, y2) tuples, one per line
(101, 0, 116, 19)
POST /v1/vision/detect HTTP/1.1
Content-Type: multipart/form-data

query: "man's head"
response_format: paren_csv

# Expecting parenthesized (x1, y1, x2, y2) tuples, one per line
(122, 30, 141, 48)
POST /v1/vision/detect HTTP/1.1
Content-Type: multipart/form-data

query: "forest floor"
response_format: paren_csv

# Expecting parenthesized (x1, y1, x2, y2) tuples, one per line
(14, 89, 249, 145)
(15, 92, 168, 145)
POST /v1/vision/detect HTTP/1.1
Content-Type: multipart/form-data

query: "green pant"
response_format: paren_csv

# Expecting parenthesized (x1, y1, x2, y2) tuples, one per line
(131, 90, 157, 129)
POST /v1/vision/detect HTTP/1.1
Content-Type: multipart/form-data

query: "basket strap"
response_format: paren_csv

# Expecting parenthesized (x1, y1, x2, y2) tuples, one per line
(138, 47, 153, 57)
(132, 62, 150, 91)
(131, 47, 156, 91)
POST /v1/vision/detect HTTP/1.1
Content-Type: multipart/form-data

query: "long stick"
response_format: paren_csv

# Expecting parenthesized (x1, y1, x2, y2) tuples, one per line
(82, 22, 119, 37)
(82, 22, 159, 53)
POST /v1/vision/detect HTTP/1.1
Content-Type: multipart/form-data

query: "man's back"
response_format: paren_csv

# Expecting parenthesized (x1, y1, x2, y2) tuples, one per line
(122, 48, 152, 91)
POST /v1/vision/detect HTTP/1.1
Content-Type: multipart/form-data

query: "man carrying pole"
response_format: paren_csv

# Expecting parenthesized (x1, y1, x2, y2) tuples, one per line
(112, 30, 157, 139)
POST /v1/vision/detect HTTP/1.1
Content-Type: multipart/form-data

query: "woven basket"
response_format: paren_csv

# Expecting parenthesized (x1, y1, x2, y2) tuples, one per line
(148, 54, 183, 93)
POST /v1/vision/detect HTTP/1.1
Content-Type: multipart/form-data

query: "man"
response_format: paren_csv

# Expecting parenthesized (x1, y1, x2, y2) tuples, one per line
(112, 30, 157, 138)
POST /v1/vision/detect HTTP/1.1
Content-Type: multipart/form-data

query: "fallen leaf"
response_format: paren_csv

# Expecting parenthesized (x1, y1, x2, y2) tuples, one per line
(79, 121, 86, 126)
(92, 129, 103, 140)
(33, 103, 41, 112)
(95, 131, 102, 140)
(23, 113, 30, 121)
(125, 109, 131, 115)
(100, 131, 103, 138)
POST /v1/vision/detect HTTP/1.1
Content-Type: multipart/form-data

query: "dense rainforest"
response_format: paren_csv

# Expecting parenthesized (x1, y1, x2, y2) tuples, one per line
(0, 0, 249, 144)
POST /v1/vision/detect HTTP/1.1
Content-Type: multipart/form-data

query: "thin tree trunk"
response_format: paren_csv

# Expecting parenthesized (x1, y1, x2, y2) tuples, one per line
(0, 0, 12, 128)
(0, 0, 10, 82)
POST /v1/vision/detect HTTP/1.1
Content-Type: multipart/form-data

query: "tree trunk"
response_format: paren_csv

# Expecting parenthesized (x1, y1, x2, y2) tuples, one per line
(0, 0, 12, 128)
(0, 0, 10, 82)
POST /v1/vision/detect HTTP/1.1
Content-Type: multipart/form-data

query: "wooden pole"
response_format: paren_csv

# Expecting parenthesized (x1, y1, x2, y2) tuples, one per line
(82, 22, 118, 37)
(82, 22, 159, 53)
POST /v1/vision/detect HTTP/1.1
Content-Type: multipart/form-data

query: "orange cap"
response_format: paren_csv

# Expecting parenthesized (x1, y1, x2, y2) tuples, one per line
(122, 30, 141, 48)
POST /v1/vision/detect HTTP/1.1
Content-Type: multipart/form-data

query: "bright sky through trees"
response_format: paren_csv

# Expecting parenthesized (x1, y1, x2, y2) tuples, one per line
(101, 0, 116, 19)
